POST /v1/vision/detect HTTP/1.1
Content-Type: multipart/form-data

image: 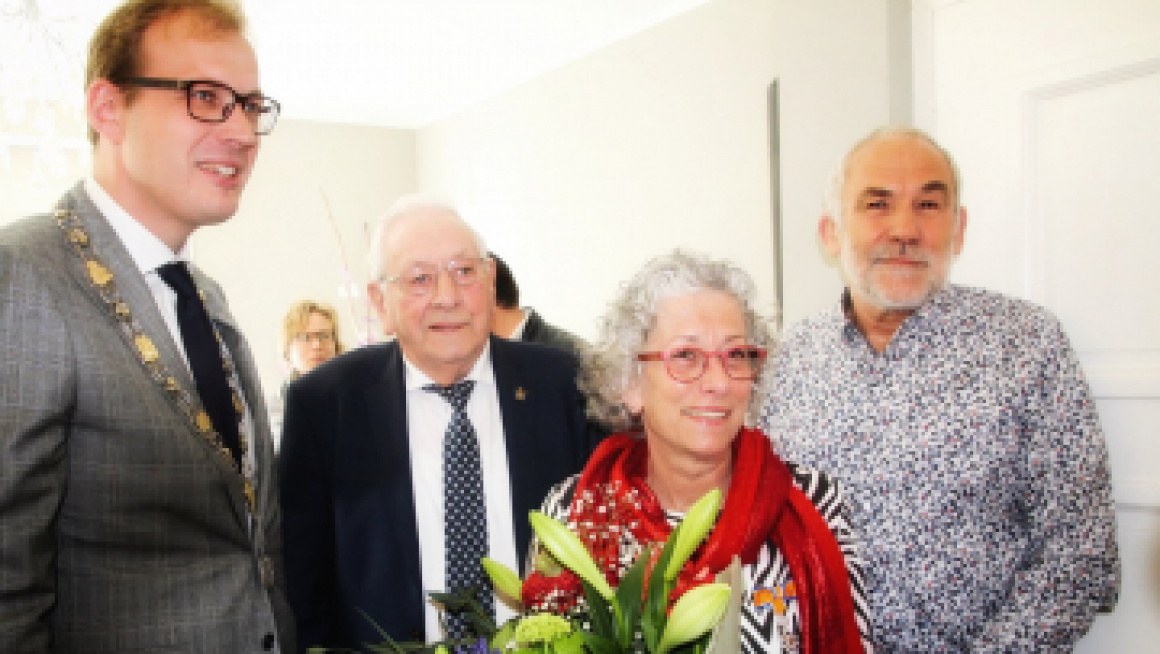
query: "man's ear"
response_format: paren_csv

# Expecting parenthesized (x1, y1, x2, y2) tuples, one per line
(367, 282, 394, 338)
(819, 214, 842, 259)
(86, 79, 126, 145)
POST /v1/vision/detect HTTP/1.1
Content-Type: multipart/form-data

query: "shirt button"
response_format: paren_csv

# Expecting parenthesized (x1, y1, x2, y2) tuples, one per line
(262, 632, 276, 650)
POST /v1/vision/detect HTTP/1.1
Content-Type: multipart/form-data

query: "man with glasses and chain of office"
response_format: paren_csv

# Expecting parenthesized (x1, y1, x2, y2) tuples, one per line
(0, 1, 294, 652)
(279, 196, 605, 651)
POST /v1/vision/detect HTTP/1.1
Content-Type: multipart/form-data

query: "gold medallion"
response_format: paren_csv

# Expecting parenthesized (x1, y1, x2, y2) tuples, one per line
(87, 261, 113, 287)
(68, 228, 88, 246)
(195, 411, 213, 432)
(135, 335, 159, 362)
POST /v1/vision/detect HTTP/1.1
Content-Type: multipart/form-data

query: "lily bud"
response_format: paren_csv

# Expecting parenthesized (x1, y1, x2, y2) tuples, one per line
(481, 557, 523, 605)
(655, 582, 731, 654)
(664, 489, 722, 581)
(528, 511, 615, 600)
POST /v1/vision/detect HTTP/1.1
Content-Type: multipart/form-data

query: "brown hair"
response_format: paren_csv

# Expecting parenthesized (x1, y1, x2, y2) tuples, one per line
(282, 301, 345, 359)
(85, 0, 246, 145)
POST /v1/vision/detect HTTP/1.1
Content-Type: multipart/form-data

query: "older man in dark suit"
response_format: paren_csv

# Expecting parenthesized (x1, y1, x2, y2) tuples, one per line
(279, 199, 603, 651)
(0, 1, 293, 652)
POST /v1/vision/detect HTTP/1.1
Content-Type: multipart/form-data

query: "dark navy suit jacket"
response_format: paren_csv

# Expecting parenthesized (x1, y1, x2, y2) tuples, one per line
(279, 336, 602, 652)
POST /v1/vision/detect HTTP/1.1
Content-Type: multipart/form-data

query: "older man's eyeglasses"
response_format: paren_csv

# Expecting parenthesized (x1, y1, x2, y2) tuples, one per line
(386, 258, 489, 296)
(116, 77, 281, 135)
(637, 346, 767, 382)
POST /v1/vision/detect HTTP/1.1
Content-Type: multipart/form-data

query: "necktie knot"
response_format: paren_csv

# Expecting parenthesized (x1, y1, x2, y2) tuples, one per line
(425, 379, 475, 412)
(156, 261, 198, 299)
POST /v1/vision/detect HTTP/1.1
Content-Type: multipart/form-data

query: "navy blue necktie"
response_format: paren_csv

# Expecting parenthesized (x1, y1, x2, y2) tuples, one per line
(157, 261, 241, 466)
(426, 380, 492, 639)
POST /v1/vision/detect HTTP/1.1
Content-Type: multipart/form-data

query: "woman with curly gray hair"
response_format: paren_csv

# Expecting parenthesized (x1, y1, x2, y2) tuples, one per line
(522, 250, 870, 654)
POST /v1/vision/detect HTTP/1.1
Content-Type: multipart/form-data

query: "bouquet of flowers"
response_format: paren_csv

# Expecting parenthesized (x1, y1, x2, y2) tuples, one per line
(318, 490, 737, 654)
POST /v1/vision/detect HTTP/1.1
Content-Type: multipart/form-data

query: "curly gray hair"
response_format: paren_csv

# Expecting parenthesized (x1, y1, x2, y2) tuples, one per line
(580, 250, 777, 431)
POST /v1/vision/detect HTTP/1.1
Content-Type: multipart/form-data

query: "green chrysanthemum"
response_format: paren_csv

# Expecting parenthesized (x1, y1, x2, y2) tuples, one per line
(514, 613, 573, 645)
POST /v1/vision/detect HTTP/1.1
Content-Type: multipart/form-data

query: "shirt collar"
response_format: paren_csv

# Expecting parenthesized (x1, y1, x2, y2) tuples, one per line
(403, 340, 493, 391)
(837, 284, 958, 346)
(84, 176, 190, 276)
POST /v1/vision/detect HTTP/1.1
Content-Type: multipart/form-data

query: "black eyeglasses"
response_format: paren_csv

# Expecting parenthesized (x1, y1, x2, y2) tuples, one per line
(117, 77, 281, 135)
(637, 346, 767, 382)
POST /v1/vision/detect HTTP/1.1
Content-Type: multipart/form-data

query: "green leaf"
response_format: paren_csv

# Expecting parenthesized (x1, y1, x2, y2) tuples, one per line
(491, 619, 518, 650)
(640, 613, 661, 654)
(578, 632, 624, 654)
(580, 576, 615, 639)
(641, 533, 679, 651)
(356, 607, 407, 653)
(428, 586, 497, 637)
(613, 545, 650, 649)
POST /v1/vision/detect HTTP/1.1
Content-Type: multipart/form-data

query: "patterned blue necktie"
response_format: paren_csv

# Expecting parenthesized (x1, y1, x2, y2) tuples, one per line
(425, 380, 493, 639)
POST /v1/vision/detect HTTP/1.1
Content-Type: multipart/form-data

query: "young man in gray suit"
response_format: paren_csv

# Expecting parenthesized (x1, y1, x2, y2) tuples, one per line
(0, 1, 293, 652)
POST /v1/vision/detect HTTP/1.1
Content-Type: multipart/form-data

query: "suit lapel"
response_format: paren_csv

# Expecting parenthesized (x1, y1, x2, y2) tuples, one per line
(355, 344, 425, 628)
(58, 186, 196, 392)
(53, 184, 252, 522)
(490, 336, 538, 560)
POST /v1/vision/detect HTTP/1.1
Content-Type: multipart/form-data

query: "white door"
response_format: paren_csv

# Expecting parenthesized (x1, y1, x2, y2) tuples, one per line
(914, 0, 1160, 650)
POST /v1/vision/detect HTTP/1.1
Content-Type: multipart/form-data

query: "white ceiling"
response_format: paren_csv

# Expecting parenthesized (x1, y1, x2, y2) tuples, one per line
(2, 0, 708, 129)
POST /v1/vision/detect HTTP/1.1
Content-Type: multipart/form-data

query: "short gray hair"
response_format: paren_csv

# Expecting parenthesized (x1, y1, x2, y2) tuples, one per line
(366, 194, 488, 282)
(580, 250, 776, 431)
(824, 126, 963, 220)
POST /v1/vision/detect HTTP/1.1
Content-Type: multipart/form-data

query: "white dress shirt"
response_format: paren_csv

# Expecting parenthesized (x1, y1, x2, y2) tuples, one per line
(84, 176, 191, 371)
(402, 344, 519, 642)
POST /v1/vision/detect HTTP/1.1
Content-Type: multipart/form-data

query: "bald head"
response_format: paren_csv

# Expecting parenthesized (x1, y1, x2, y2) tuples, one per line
(827, 127, 962, 222)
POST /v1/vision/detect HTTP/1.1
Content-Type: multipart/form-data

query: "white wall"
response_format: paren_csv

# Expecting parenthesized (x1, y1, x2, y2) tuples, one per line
(774, 0, 912, 325)
(0, 103, 89, 225)
(191, 119, 415, 399)
(418, 0, 908, 339)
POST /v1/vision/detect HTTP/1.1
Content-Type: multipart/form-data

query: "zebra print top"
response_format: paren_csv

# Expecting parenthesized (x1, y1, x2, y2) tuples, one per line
(532, 462, 874, 653)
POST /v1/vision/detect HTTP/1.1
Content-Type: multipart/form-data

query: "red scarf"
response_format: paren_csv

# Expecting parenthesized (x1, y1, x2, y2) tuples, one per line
(522, 428, 864, 654)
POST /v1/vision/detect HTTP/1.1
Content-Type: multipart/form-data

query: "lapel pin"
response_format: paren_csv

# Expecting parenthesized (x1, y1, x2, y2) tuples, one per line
(515, 387, 526, 401)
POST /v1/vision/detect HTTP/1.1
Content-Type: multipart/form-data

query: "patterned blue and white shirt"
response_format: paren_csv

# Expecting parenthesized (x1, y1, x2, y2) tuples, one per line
(759, 284, 1120, 652)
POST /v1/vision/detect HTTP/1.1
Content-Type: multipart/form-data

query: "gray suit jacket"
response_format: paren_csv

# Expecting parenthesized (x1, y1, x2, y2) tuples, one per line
(0, 184, 295, 653)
